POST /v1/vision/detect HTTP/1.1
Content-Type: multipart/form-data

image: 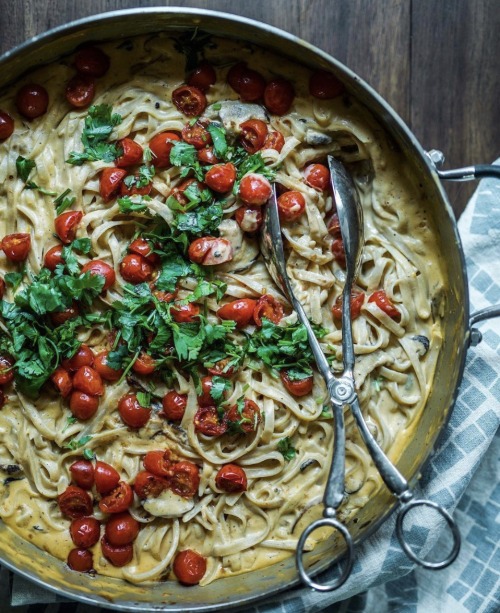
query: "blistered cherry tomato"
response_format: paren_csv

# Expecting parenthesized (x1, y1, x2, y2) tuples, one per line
(309, 70, 344, 99)
(105, 512, 139, 546)
(194, 406, 227, 437)
(149, 132, 180, 168)
(280, 370, 314, 397)
(100, 536, 133, 567)
(368, 290, 401, 321)
(73, 365, 104, 396)
(304, 163, 330, 191)
(44, 244, 64, 270)
(99, 481, 134, 514)
(58, 485, 93, 519)
(69, 459, 94, 490)
(332, 291, 365, 321)
(81, 259, 116, 291)
(172, 85, 207, 117)
(331, 238, 346, 268)
(128, 238, 159, 265)
(65, 76, 95, 108)
(188, 237, 233, 266)
(16, 84, 49, 119)
(133, 470, 169, 499)
(253, 294, 284, 327)
(67, 548, 93, 572)
(94, 461, 120, 495)
(0, 111, 14, 140)
(207, 357, 235, 378)
(143, 450, 176, 478)
(62, 344, 94, 371)
(54, 211, 83, 244)
(239, 173, 272, 206)
(204, 162, 236, 193)
(132, 353, 156, 376)
(99, 167, 126, 202)
(217, 298, 257, 328)
(171, 302, 200, 323)
(75, 46, 110, 77)
(94, 351, 123, 382)
(182, 121, 212, 149)
(197, 147, 219, 165)
(225, 399, 261, 433)
(51, 303, 80, 326)
(69, 391, 99, 420)
(162, 391, 187, 421)
(0, 355, 14, 385)
(1, 233, 31, 262)
(173, 549, 206, 585)
(327, 212, 341, 238)
(234, 205, 263, 233)
(263, 130, 285, 152)
(264, 78, 294, 115)
(70, 516, 100, 548)
(118, 393, 151, 428)
(227, 62, 247, 92)
(240, 119, 267, 154)
(277, 191, 306, 221)
(120, 253, 154, 284)
(115, 138, 143, 168)
(171, 461, 200, 498)
(152, 288, 177, 304)
(197, 376, 214, 408)
(215, 464, 247, 493)
(51, 367, 73, 398)
(187, 62, 216, 91)
(237, 68, 266, 101)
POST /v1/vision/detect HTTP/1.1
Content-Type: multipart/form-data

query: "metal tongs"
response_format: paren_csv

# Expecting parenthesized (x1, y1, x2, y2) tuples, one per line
(260, 156, 461, 592)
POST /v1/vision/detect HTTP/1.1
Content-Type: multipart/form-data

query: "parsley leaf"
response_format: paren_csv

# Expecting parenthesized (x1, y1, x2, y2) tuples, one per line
(136, 391, 151, 407)
(123, 165, 155, 189)
(175, 201, 223, 235)
(210, 375, 231, 404)
(67, 104, 122, 165)
(155, 255, 194, 293)
(107, 344, 129, 370)
(61, 238, 91, 275)
(16, 156, 36, 183)
(4, 270, 25, 291)
(237, 153, 276, 181)
(64, 435, 93, 451)
(118, 195, 151, 214)
(207, 123, 228, 159)
(169, 141, 205, 181)
(278, 437, 297, 461)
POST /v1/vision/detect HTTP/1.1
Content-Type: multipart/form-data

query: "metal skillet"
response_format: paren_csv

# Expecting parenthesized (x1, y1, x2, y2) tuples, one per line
(260, 156, 461, 592)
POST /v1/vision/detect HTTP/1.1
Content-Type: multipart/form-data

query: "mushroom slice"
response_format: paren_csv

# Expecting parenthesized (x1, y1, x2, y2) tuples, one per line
(204, 100, 269, 135)
(142, 488, 195, 518)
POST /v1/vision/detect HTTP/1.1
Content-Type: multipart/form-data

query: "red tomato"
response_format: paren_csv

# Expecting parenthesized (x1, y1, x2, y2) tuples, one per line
(194, 406, 227, 437)
(187, 62, 216, 91)
(105, 512, 139, 546)
(368, 290, 401, 321)
(115, 138, 143, 168)
(277, 191, 306, 222)
(51, 367, 73, 398)
(69, 460, 94, 490)
(54, 211, 83, 244)
(234, 205, 263, 233)
(172, 85, 207, 117)
(128, 238, 159, 265)
(69, 391, 99, 420)
(173, 549, 207, 585)
(239, 173, 272, 206)
(162, 391, 187, 421)
(182, 121, 212, 149)
(65, 76, 95, 108)
(309, 70, 345, 99)
(100, 537, 133, 567)
(152, 288, 177, 304)
(304, 164, 330, 191)
(197, 376, 214, 408)
(327, 212, 341, 238)
(227, 62, 247, 92)
(143, 450, 176, 478)
(236, 69, 266, 101)
(204, 163, 236, 193)
(280, 370, 314, 397)
(99, 168, 127, 202)
(253, 295, 284, 327)
(332, 291, 365, 321)
(217, 298, 257, 328)
(15, 84, 49, 119)
(171, 461, 200, 498)
(264, 78, 295, 115)
(94, 461, 120, 495)
(73, 365, 104, 396)
(81, 259, 116, 291)
(119, 175, 153, 198)
(75, 46, 110, 77)
(58, 485, 93, 519)
(331, 238, 346, 268)
(94, 351, 123, 382)
(133, 470, 169, 499)
(44, 244, 64, 271)
(118, 393, 151, 428)
(99, 481, 134, 514)
(67, 548, 93, 572)
(149, 132, 180, 168)
(0, 111, 14, 140)
(215, 464, 247, 493)
(51, 303, 80, 326)
(62, 344, 94, 371)
(187, 236, 233, 266)
(197, 147, 219, 165)
(0, 355, 14, 385)
(207, 357, 235, 378)
(132, 353, 156, 376)
(240, 119, 268, 154)
(1, 233, 31, 262)
(170, 178, 205, 208)
(263, 130, 285, 152)
(225, 399, 261, 433)
(70, 516, 100, 548)
(171, 302, 200, 323)
(120, 253, 154, 284)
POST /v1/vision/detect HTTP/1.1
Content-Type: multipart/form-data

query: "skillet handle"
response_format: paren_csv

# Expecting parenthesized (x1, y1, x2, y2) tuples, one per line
(426, 150, 500, 181)
(468, 306, 500, 347)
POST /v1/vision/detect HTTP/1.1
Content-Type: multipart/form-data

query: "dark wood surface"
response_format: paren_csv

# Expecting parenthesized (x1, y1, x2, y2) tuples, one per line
(1, 0, 499, 217)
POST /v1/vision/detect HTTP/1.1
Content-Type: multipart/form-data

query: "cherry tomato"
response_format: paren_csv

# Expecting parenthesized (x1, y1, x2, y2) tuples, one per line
(217, 298, 257, 328)
(118, 393, 151, 428)
(94, 461, 120, 495)
(152, 288, 177, 304)
(327, 212, 341, 238)
(277, 191, 306, 222)
(94, 351, 123, 382)
(75, 46, 110, 77)
(149, 132, 180, 168)
(51, 303, 80, 326)
(304, 163, 330, 190)
(100, 536, 133, 567)
(239, 173, 272, 206)
(51, 367, 73, 398)
(263, 130, 285, 152)
(234, 205, 263, 233)
(69, 459, 94, 490)
(182, 121, 212, 149)
(331, 238, 346, 268)
(253, 294, 284, 327)
(240, 119, 267, 154)
(143, 450, 176, 478)
(99, 168, 127, 202)
(80, 259, 116, 291)
(0, 278, 5, 299)
(237, 69, 266, 101)
(368, 290, 401, 321)
(69, 391, 99, 420)
(70, 516, 100, 548)
(99, 481, 134, 514)
(194, 406, 227, 437)
(197, 376, 215, 408)
(1, 233, 31, 262)
(105, 512, 139, 546)
(170, 461, 200, 498)
(187, 236, 233, 266)
(0, 111, 14, 140)
(162, 391, 187, 421)
(62, 344, 94, 371)
(170, 178, 205, 208)
(0, 355, 14, 385)
(204, 163, 236, 193)
(128, 238, 159, 265)
(280, 370, 314, 397)
(226, 62, 248, 92)
(58, 485, 93, 518)
(264, 78, 294, 115)
(120, 253, 154, 284)
(67, 548, 93, 572)
(65, 76, 95, 108)
(309, 70, 344, 99)
(197, 147, 219, 165)
(132, 353, 156, 376)
(44, 244, 64, 270)
(215, 464, 247, 493)
(332, 291, 365, 321)
(207, 357, 235, 378)
(187, 62, 216, 91)
(172, 85, 207, 117)
(173, 549, 207, 585)
(119, 175, 153, 198)
(73, 365, 104, 396)
(171, 302, 200, 323)
(133, 470, 169, 499)
(15, 84, 49, 119)
(225, 399, 261, 433)
(115, 138, 143, 168)
(54, 211, 83, 244)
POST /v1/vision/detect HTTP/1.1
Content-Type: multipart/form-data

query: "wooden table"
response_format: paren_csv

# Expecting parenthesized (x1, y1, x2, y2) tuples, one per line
(2, 0, 499, 217)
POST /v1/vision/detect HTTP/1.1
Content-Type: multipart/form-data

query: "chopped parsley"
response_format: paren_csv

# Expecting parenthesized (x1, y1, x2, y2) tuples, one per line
(117, 195, 151, 214)
(64, 435, 93, 451)
(16, 156, 36, 182)
(67, 104, 122, 165)
(54, 189, 76, 216)
(278, 437, 297, 461)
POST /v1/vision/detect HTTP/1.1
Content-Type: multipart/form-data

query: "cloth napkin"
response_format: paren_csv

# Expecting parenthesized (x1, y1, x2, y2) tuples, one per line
(2, 166, 499, 613)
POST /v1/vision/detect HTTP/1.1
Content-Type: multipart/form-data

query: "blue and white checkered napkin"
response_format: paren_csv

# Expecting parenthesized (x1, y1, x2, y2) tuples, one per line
(3, 166, 500, 612)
